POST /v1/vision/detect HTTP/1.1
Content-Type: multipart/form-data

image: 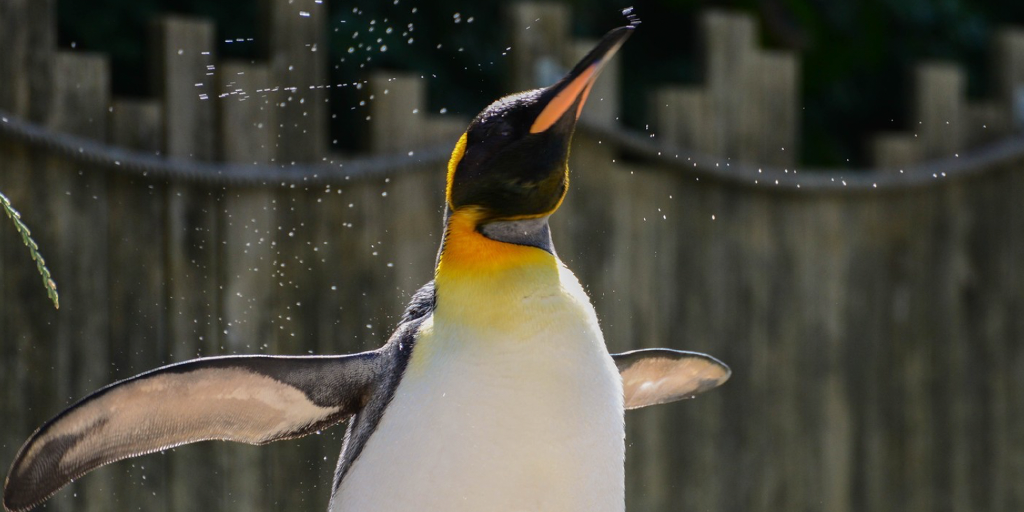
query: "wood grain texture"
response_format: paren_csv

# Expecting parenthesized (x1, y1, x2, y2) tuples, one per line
(505, 2, 570, 92)
(0, 0, 54, 121)
(217, 62, 279, 512)
(260, 0, 327, 162)
(150, 16, 224, 511)
(36, 52, 113, 512)
(5, 114, 1024, 512)
(107, 98, 169, 512)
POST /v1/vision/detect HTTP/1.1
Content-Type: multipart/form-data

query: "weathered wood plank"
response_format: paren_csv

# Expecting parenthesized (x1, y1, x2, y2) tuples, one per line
(261, 0, 327, 162)
(259, 11, 338, 499)
(914, 62, 966, 159)
(42, 51, 112, 512)
(752, 50, 799, 166)
(0, 0, 55, 120)
(0, 128, 54, 512)
(995, 28, 1024, 130)
(1007, 161, 1024, 510)
(107, 98, 169, 512)
(702, 10, 757, 160)
(267, 183, 334, 510)
(150, 15, 223, 511)
(871, 132, 922, 170)
(964, 101, 1010, 146)
(651, 86, 711, 152)
(367, 72, 425, 154)
(218, 60, 278, 511)
(506, 2, 570, 91)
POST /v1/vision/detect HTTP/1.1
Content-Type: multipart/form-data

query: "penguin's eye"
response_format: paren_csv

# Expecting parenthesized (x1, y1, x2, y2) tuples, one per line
(492, 120, 514, 139)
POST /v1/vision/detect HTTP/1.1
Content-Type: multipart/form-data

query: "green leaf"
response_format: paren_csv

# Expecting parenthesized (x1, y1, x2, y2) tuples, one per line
(1, 191, 59, 309)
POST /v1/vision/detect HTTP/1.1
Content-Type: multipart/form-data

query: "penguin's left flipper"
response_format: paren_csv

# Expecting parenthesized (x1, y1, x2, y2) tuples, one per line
(3, 353, 380, 512)
(612, 349, 730, 409)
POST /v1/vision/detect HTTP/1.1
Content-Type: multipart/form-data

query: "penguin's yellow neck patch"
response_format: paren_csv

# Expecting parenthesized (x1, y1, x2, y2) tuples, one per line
(436, 208, 555, 277)
(433, 207, 562, 332)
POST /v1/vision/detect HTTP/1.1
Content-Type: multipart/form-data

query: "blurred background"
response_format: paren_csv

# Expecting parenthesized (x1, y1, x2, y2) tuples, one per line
(1, 0, 1023, 511)
(51, 0, 1024, 165)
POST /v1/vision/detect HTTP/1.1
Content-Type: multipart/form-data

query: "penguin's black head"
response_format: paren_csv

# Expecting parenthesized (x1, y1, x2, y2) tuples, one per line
(445, 26, 633, 222)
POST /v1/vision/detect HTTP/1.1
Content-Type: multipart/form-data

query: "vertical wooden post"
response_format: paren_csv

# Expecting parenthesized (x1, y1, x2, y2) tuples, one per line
(506, 2, 570, 91)
(736, 47, 770, 165)
(964, 101, 1009, 146)
(367, 71, 425, 154)
(150, 18, 218, 161)
(107, 99, 168, 512)
(218, 61, 277, 511)
(261, 0, 327, 162)
(366, 71, 467, 153)
(651, 87, 711, 153)
(652, 11, 798, 167)
(150, 15, 220, 358)
(871, 133, 922, 170)
(258, 1, 332, 500)
(701, 10, 757, 160)
(0, 146, 52, 508)
(0, 0, 55, 121)
(219, 63, 276, 165)
(914, 62, 965, 159)
(0, 140, 8, 493)
(150, 15, 222, 511)
(995, 28, 1024, 131)
(753, 51, 799, 166)
(0, 0, 57, 482)
(43, 51, 112, 512)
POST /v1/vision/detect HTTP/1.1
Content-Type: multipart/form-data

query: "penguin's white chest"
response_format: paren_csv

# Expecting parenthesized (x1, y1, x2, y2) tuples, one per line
(333, 265, 625, 512)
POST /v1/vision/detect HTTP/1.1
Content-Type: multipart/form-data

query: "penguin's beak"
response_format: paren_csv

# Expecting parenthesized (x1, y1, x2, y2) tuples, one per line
(529, 26, 634, 134)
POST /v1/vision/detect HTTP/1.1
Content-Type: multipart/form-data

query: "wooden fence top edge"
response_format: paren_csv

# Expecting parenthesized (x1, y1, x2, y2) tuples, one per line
(2, 109, 1022, 192)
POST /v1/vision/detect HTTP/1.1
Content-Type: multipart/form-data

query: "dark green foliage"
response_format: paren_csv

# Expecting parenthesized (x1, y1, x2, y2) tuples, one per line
(58, 0, 258, 96)
(58, 0, 1024, 165)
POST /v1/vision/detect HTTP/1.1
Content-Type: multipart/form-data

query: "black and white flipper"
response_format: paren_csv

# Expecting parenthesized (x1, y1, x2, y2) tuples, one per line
(612, 349, 731, 409)
(3, 353, 382, 512)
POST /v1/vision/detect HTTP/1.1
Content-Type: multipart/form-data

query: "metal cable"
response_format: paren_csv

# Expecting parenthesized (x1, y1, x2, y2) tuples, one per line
(2, 109, 1023, 191)
(0, 110, 451, 186)
(585, 122, 1024, 192)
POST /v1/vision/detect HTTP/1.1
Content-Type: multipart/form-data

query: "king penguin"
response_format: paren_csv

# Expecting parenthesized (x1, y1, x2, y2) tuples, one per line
(3, 24, 730, 512)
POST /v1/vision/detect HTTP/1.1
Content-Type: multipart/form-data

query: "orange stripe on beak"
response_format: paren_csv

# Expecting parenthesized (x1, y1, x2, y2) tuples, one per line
(527, 26, 631, 134)
(529, 63, 601, 134)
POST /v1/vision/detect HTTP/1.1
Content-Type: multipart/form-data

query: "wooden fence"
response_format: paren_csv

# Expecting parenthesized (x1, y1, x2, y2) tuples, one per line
(1, 2, 1024, 512)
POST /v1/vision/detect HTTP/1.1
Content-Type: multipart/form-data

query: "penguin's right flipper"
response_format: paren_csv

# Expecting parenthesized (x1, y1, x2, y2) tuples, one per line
(613, 349, 730, 409)
(3, 353, 381, 512)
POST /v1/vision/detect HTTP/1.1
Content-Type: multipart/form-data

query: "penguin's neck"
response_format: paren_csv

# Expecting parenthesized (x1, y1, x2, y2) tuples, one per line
(434, 208, 562, 329)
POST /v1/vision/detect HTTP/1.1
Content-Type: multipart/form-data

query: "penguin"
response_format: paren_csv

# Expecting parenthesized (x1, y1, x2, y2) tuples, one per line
(3, 24, 730, 512)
